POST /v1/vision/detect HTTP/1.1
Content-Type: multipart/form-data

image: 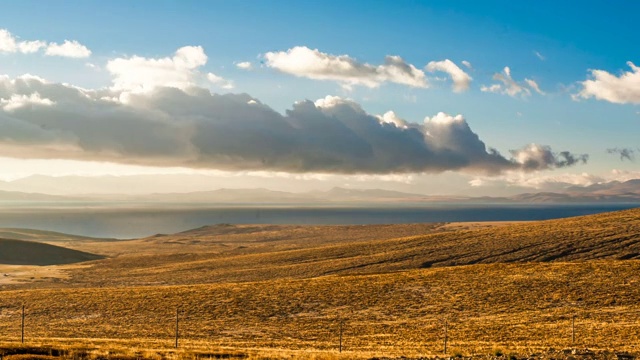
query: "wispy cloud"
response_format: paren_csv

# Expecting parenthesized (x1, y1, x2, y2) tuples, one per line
(481, 66, 544, 98)
(264, 46, 427, 89)
(607, 147, 637, 161)
(470, 168, 640, 192)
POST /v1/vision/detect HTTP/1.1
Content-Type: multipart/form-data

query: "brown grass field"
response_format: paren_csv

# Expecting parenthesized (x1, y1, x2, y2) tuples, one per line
(1, 208, 640, 359)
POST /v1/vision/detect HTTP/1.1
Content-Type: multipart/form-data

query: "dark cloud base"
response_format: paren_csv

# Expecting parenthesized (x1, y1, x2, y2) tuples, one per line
(0, 77, 587, 175)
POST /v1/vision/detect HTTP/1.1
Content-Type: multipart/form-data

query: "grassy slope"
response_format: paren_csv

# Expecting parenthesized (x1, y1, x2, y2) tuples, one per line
(56, 223, 450, 256)
(1, 261, 640, 354)
(0, 239, 104, 265)
(63, 208, 640, 286)
(0, 228, 112, 243)
(1, 208, 640, 356)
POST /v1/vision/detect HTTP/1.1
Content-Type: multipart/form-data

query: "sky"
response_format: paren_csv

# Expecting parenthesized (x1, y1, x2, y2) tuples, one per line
(0, 0, 638, 196)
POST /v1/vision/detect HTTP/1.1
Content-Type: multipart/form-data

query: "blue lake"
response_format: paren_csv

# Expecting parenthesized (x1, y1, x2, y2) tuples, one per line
(0, 203, 637, 239)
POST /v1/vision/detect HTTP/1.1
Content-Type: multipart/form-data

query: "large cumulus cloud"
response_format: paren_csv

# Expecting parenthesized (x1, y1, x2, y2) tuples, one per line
(0, 75, 586, 174)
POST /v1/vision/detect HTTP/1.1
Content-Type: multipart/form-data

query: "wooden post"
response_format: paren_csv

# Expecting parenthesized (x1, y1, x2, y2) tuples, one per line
(443, 319, 448, 354)
(571, 315, 575, 345)
(21, 304, 25, 344)
(339, 320, 343, 353)
(175, 307, 179, 348)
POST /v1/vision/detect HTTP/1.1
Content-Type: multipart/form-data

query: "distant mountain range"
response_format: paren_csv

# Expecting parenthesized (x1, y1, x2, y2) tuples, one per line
(0, 179, 639, 204)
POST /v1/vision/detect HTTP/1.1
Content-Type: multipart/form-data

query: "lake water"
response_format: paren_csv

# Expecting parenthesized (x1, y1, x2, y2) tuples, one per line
(0, 203, 637, 239)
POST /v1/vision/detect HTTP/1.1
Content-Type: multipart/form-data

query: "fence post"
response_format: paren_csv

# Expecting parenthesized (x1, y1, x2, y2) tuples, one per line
(571, 315, 575, 345)
(175, 307, 179, 348)
(339, 319, 343, 353)
(21, 304, 25, 344)
(444, 319, 448, 354)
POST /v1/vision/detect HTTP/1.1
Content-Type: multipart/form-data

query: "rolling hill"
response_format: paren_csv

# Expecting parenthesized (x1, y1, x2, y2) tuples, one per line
(0, 238, 104, 265)
(56, 208, 640, 287)
(0, 228, 114, 243)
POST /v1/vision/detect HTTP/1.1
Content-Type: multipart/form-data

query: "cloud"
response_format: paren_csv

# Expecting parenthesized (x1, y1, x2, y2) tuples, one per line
(607, 147, 636, 161)
(0, 75, 586, 175)
(0, 29, 90, 58)
(106, 46, 227, 94)
(534, 51, 545, 61)
(425, 59, 472, 92)
(481, 67, 544, 97)
(264, 46, 427, 89)
(510, 144, 588, 170)
(576, 62, 640, 104)
(0, 92, 54, 112)
(1, 29, 46, 54)
(45, 40, 91, 58)
(524, 78, 545, 95)
(18, 40, 47, 54)
(469, 172, 606, 191)
(235, 61, 253, 70)
(206, 73, 234, 89)
(461, 60, 472, 69)
(376, 110, 409, 129)
(0, 29, 17, 53)
(470, 168, 640, 193)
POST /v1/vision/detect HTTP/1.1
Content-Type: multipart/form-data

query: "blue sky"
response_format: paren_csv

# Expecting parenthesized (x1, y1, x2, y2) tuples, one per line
(0, 1, 638, 195)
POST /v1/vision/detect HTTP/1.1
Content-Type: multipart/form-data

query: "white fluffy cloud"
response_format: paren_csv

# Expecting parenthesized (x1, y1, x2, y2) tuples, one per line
(426, 59, 472, 92)
(45, 40, 92, 58)
(0, 29, 91, 58)
(0, 29, 17, 53)
(206, 73, 234, 89)
(481, 67, 544, 97)
(235, 61, 252, 70)
(376, 111, 409, 129)
(0, 92, 54, 112)
(106, 46, 232, 94)
(576, 62, 640, 104)
(264, 46, 427, 89)
(18, 40, 47, 54)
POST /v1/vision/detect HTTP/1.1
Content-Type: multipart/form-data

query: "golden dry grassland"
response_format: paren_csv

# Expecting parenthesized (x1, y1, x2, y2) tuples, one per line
(48, 208, 640, 287)
(0, 209, 639, 359)
(2, 261, 640, 356)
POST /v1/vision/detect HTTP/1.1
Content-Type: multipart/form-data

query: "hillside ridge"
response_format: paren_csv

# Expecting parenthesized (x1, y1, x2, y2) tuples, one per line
(0, 238, 105, 265)
(59, 208, 640, 287)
